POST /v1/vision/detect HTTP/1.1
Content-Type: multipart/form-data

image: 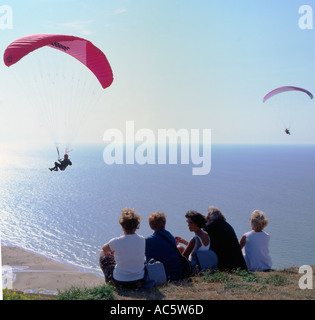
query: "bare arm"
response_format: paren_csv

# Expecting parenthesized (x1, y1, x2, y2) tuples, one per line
(239, 234, 246, 250)
(102, 243, 114, 255)
(175, 236, 188, 246)
(182, 237, 196, 258)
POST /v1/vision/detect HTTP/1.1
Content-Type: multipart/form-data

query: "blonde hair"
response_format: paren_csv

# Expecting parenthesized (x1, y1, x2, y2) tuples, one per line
(250, 210, 268, 232)
(148, 212, 166, 231)
(119, 208, 142, 232)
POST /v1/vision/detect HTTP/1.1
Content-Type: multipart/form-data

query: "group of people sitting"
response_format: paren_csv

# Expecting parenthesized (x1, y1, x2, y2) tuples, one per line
(99, 207, 272, 289)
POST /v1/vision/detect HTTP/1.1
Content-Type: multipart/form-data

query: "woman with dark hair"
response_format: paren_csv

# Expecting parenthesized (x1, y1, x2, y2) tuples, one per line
(176, 210, 210, 262)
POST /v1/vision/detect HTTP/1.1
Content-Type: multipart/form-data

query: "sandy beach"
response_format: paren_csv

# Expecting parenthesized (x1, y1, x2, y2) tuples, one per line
(1, 246, 104, 294)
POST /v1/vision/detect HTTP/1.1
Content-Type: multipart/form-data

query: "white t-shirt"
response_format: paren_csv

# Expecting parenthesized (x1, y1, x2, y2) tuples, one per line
(108, 234, 145, 282)
(242, 230, 272, 271)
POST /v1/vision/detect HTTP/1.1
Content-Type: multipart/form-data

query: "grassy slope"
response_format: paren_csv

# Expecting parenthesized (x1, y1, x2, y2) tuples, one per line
(3, 267, 314, 300)
(113, 267, 315, 300)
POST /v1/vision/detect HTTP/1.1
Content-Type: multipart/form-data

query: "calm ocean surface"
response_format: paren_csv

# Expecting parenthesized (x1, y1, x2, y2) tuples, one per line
(1, 143, 315, 277)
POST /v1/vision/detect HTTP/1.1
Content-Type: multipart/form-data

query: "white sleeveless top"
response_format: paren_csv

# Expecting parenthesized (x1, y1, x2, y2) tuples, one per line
(242, 231, 272, 271)
(195, 235, 210, 251)
(189, 234, 210, 261)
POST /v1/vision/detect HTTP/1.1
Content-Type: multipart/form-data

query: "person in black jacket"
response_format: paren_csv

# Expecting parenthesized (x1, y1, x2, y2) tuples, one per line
(49, 154, 72, 171)
(204, 206, 247, 272)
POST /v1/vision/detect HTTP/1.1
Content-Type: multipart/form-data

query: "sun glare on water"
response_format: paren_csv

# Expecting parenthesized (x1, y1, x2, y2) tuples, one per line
(0, 143, 34, 170)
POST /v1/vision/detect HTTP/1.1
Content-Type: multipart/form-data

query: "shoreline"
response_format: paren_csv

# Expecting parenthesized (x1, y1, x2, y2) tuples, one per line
(1, 245, 104, 295)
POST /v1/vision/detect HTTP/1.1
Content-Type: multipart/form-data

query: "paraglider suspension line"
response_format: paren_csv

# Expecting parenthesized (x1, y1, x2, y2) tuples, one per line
(56, 146, 60, 160)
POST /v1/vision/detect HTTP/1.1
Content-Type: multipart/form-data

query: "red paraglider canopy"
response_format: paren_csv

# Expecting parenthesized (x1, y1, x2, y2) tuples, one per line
(3, 34, 113, 89)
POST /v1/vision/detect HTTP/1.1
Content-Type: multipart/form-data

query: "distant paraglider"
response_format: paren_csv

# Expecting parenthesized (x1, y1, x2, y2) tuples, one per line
(263, 86, 313, 135)
(49, 153, 72, 172)
(263, 86, 313, 103)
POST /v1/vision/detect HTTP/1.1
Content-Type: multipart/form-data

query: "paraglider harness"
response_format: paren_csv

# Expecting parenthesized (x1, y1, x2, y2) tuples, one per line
(49, 146, 72, 171)
(55, 147, 67, 170)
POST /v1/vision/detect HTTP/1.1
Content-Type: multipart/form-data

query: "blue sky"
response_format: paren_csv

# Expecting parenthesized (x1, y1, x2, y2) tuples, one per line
(1, 0, 315, 144)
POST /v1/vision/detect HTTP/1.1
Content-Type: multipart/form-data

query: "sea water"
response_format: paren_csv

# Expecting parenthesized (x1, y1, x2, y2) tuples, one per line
(0, 142, 315, 277)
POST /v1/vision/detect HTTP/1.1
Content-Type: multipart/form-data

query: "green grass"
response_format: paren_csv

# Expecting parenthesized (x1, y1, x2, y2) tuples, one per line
(2, 267, 313, 300)
(3, 288, 43, 300)
(198, 268, 290, 294)
(199, 270, 232, 283)
(264, 274, 291, 286)
(3, 283, 115, 300)
(56, 284, 115, 300)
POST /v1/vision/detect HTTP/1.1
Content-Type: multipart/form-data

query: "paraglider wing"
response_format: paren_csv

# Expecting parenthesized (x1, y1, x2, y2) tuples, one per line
(263, 86, 313, 103)
(3, 34, 113, 89)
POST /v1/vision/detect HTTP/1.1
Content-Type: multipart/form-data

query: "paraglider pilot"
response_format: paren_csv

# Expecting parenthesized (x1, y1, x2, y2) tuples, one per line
(49, 154, 72, 172)
(285, 128, 291, 135)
